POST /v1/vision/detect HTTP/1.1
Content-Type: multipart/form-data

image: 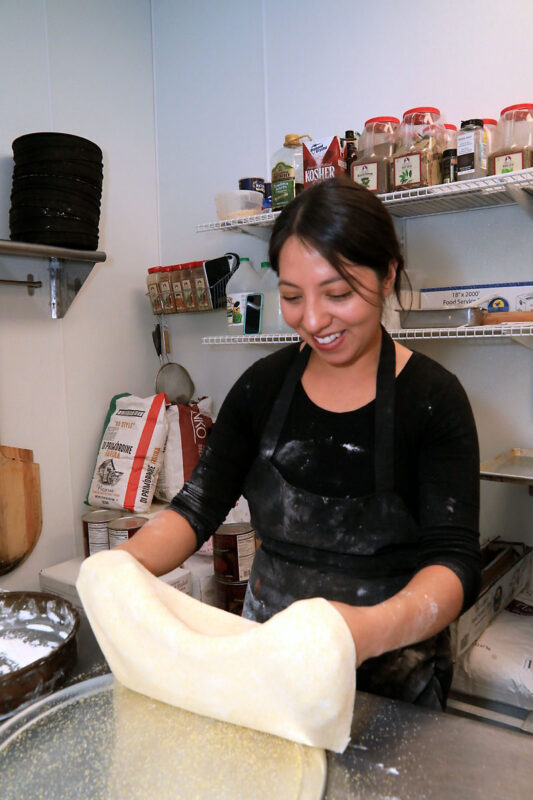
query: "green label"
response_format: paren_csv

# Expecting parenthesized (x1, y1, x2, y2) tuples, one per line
(272, 160, 295, 208)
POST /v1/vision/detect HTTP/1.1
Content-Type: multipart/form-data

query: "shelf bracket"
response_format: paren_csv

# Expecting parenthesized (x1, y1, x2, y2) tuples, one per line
(511, 335, 533, 350)
(504, 184, 533, 221)
(49, 257, 94, 319)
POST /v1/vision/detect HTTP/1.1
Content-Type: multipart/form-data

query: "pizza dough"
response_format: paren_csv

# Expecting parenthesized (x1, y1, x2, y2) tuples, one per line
(77, 549, 356, 753)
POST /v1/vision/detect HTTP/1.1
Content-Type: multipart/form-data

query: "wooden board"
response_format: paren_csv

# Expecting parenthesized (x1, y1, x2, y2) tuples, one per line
(0, 446, 42, 575)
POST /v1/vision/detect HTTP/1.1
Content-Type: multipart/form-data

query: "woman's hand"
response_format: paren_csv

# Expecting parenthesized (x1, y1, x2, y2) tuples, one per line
(329, 565, 464, 667)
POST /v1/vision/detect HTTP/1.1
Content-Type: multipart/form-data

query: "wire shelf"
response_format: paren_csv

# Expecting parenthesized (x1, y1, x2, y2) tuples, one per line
(196, 170, 533, 232)
(202, 325, 533, 345)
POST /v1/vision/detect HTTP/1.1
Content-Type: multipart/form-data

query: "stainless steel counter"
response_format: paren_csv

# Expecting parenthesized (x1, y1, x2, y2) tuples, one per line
(20, 616, 533, 799)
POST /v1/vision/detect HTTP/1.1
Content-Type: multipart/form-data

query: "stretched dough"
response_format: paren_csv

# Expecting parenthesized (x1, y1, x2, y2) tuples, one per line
(77, 549, 356, 753)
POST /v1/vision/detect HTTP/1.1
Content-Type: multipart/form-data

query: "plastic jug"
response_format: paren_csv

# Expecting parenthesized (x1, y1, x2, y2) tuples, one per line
(225, 257, 262, 331)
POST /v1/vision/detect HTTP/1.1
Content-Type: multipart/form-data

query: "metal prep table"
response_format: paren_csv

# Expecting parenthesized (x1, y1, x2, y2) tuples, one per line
(3, 615, 532, 800)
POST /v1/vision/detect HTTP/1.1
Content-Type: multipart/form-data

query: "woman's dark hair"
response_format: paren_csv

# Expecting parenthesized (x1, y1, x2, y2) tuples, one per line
(269, 174, 405, 302)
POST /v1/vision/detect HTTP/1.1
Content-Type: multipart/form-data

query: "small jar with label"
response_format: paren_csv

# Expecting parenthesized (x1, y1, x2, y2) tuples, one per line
(180, 262, 199, 311)
(482, 118, 499, 167)
(392, 107, 445, 189)
(190, 260, 211, 311)
(489, 104, 533, 175)
(159, 265, 176, 313)
(457, 119, 488, 181)
(351, 117, 399, 194)
(146, 266, 163, 314)
(441, 124, 458, 183)
(170, 264, 186, 312)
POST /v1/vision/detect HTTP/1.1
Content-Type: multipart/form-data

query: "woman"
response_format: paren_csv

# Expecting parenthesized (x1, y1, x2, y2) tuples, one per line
(122, 176, 480, 710)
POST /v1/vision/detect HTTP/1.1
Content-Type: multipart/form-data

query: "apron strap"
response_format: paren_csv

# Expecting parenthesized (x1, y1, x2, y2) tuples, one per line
(261, 345, 311, 459)
(374, 327, 396, 494)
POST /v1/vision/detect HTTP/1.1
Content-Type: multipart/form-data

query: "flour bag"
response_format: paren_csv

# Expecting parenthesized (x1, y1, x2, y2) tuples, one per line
(88, 394, 168, 512)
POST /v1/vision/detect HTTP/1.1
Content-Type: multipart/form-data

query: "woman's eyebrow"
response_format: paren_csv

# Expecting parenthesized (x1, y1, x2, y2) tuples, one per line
(278, 276, 346, 288)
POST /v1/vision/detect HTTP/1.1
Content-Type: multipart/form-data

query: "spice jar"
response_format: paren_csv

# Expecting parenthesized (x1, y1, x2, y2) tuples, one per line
(180, 262, 199, 311)
(146, 266, 163, 315)
(456, 119, 488, 181)
(160, 265, 176, 314)
(482, 119, 498, 166)
(171, 264, 186, 313)
(351, 116, 399, 194)
(489, 104, 533, 175)
(392, 107, 445, 189)
(441, 124, 458, 184)
(190, 260, 211, 311)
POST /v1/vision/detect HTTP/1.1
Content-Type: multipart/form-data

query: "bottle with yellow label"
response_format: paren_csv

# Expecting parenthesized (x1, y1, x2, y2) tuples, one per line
(271, 133, 311, 210)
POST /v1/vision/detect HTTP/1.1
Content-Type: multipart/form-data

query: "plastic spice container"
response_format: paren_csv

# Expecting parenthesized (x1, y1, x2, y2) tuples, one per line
(392, 107, 445, 189)
(159, 266, 176, 313)
(457, 119, 488, 181)
(190, 260, 211, 311)
(180, 262, 199, 311)
(444, 124, 457, 150)
(482, 119, 498, 166)
(171, 264, 187, 313)
(489, 104, 533, 175)
(351, 116, 399, 194)
(146, 266, 163, 315)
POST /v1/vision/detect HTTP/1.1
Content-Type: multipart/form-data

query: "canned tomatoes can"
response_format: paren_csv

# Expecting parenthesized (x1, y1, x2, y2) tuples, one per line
(81, 509, 124, 557)
(213, 523, 256, 583)
(215, 579, 248, 616)
(108, 516, 148, 548)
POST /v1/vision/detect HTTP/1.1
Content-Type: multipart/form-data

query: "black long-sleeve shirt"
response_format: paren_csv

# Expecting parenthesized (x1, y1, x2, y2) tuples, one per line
(171, 344, 481, 612)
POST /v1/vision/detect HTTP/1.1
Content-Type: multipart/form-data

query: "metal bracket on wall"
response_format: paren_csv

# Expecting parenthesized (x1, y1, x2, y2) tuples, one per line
(504, 184, 533, 221)
(0, 239, 106, 318)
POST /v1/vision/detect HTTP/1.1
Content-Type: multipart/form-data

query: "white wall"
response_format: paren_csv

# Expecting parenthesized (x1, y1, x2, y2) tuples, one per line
(152, 0, 533, 548)
(0, 0, 160, 589)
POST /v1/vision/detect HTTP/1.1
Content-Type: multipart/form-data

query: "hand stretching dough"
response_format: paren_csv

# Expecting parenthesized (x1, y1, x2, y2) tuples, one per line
(77, 549, 356, 753)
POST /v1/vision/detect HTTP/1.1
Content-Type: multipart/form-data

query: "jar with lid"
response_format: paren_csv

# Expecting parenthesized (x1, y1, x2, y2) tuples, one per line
(190, 260, 211, 311)
(171, 264, 187, 313)
(441, 124, 457, 183)
(181, 262, 199, 311)
(489, 104, 533, 175)
(351, 116, 399, 194)
(159, 266, 176, 313)
(456, 119, 488, 181)
(271, 133, 311, 210)
(482, 119, 498, 166)
(146, 266, 163, 314)
(392, 107, 445, 189)
(343, 130, 359, 172)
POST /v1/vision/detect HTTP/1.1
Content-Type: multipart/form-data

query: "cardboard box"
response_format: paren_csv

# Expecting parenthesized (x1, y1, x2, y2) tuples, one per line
(420, 282, 533, 312)
(451, 540, 532, 659)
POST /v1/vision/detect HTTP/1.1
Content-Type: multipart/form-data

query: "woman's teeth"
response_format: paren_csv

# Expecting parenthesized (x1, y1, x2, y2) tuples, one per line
(314, 332, 343, 344)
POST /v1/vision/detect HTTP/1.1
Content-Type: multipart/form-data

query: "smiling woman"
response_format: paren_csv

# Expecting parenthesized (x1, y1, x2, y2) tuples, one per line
(119, 176, 481, 714)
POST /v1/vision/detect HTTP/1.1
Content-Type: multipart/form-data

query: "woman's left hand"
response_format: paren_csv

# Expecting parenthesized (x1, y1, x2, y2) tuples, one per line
(328, 565, 464, 667)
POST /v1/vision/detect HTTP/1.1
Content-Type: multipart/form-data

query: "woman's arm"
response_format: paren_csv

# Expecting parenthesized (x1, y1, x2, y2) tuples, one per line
(330, 564, 464, 667)
(117, 509, 197, 575)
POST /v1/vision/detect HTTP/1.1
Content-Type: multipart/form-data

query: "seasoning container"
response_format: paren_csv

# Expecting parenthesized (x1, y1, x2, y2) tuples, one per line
(441, 124, 458, 183)
(351, 116, 399, 194)
(81, 508, 124, 557)
(190, 260, 211, 311)
(146, 266, 163, 315)
(456, 119, 488, 181)
(180, 262, 198, 311)
(108, 515, 148, 548)
(489, 104, 533, 175)
(160, 266, 176, 314)
(482, 118, 499, 163)
(213, 523, 257, 615)
(392, 107, 445, 189)
(343, 129, 359, 172)
(271, 133, 311, 210)
(171, 264, 187, 313)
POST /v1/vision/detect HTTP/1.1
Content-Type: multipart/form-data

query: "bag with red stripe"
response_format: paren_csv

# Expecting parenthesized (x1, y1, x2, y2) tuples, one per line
(88, 393, 168, 513)
(154, 397, 214, 503)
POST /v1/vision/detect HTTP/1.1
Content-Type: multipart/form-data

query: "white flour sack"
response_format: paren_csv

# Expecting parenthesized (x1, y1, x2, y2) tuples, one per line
(88, 394, 168, 512)
(155, 397, 214, 502)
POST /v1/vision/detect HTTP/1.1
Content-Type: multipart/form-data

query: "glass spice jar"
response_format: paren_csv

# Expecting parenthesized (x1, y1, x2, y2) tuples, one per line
(351, 116, 400, 194)
(392, 106, 446, 189)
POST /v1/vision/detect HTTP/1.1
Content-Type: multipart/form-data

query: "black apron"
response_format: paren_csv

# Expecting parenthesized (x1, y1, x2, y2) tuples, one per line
(242, 329, 453, 710)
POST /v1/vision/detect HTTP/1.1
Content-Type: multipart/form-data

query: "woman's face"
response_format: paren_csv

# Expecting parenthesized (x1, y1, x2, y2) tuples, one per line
(278, 235, 395, 368)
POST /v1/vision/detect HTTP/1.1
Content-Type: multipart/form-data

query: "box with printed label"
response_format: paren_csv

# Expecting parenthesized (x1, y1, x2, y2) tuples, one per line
(450, 540, 532, 659)
(420, 282, 533, 312)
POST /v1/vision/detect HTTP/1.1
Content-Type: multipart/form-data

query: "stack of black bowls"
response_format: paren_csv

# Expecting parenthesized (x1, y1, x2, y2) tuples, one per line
(9, 132, 103, 251)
